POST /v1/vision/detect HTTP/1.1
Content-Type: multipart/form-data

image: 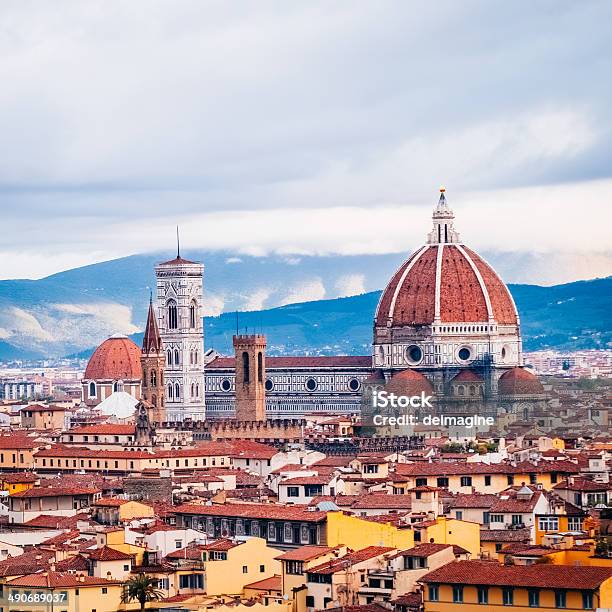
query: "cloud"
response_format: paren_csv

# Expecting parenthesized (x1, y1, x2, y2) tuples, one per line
(335, 274, 366, 297)
(242, 288, 273, 311)
(0, 308, 54, 342)
(52, 303, 140, 334)
(0, 2, 610, 283)
(202, 294, 225, 317)
(280, 279, 326, 306)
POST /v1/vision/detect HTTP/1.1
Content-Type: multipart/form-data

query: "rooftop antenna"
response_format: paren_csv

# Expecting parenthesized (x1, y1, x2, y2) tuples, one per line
(176, 226, 181, 258)
(235, 311, 239, 336)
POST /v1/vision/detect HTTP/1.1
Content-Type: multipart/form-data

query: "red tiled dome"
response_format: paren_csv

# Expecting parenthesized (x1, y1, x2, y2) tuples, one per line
(84, 336, 142, 381)
(385, 369, 434, 396)
(452, 369, 483, 383)
(375, 244, 517, 327)
(498, 368, 544, 396)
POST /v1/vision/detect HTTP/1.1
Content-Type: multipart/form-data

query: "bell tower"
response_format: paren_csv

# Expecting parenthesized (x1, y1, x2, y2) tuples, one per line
(141, 297, 166, 424)
(233, 334, 266, 421)
(155, 238, 206, 422)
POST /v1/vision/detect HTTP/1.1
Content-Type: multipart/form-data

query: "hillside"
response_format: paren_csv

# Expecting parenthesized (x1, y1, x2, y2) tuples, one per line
(0, 247, 609, 360)
(68, 277, 611, 360)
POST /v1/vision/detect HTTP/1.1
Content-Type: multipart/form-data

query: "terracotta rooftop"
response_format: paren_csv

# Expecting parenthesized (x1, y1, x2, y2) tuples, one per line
(419, 560, 612, 589)
(21, 404, 66, 412)
(280, 475, 332, 486)
(312, 456, 356, 468)
(0, 472, 38, 484)
(0, 435, 41, 450)
(93, 497, 130, 507)
(451, 494, 498, 509)
(11, 485, 100, 498)
(276, 545, 339, 562)
(24, 512, 92, 529)
(244, 575, 282, 591)
(393, 543, 452, 558)
(393, 460, 578, 477)
(7, 571, 122, 588)
(479, 528, 531, 543)
(173, 502, 327, 523)
(308, 547, 395, 575)
(554, 478, 610, 492)
(351, 494, 412, 510)
(87, 546, 133, 561)
(490, 491, 542, 513)
(0, 550, 55, 577)
(67, 424, 135, 435)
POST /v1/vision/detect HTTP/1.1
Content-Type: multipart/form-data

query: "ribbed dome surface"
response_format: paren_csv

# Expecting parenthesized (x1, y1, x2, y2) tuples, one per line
(375, 244, 517, 327)
(84, 336, 142, 381)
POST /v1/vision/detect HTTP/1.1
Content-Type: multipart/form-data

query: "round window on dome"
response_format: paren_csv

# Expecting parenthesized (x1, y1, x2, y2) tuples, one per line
(348, 378, 360, 392)
(265, 379, 274, 392)
(221, 379, 231, 392)
(305, 378, 317, 392)
(405, 345, 423, 365)
(457, 346, 472, 362)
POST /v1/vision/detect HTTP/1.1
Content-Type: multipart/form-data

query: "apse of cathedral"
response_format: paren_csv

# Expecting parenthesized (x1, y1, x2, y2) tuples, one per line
(82, 189, 547, 432)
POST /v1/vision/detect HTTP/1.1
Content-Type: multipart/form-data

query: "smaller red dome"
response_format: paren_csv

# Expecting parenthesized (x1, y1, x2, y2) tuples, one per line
(498, 368, 544, 396)
(84, 335, 142, 381)
(452, 369, 483, 383)
(385, 369, 434, 397)
(364, 369, 386, 384)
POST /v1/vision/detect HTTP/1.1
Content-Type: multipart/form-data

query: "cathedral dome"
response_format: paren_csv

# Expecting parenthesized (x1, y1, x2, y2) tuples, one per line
(498, 367, 545, 396)
(375, 189, 517, 328)
(375, 244, 517, 327)
(385, 369, 434, 396)
(84, 335, 142, 381)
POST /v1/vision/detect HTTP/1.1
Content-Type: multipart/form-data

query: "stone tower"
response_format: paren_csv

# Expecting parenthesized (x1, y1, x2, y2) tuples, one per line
(155, 250, 205, 422)
(233, 334, 266, 421)
(141, 297, 166, 424)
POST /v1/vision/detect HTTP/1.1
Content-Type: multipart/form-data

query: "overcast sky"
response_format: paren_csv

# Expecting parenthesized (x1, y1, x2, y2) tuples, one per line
(0, 1, 611, 282)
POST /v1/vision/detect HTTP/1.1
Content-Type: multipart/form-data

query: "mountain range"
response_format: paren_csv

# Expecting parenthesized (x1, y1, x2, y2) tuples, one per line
(0, 250, 610, 360)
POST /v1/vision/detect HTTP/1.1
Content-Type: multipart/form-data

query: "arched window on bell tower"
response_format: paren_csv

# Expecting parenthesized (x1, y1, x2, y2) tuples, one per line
(257, 352, 263, 383)
(167, 349, 172, 366)
(151, 370, 157, 387)
(189, 300, 197, 329)
(167, 299, 178, 329)
(242, 351, 250, 384)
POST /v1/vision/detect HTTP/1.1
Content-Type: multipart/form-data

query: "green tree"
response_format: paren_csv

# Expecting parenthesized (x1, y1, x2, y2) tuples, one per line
(121, 574, 164, 611)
